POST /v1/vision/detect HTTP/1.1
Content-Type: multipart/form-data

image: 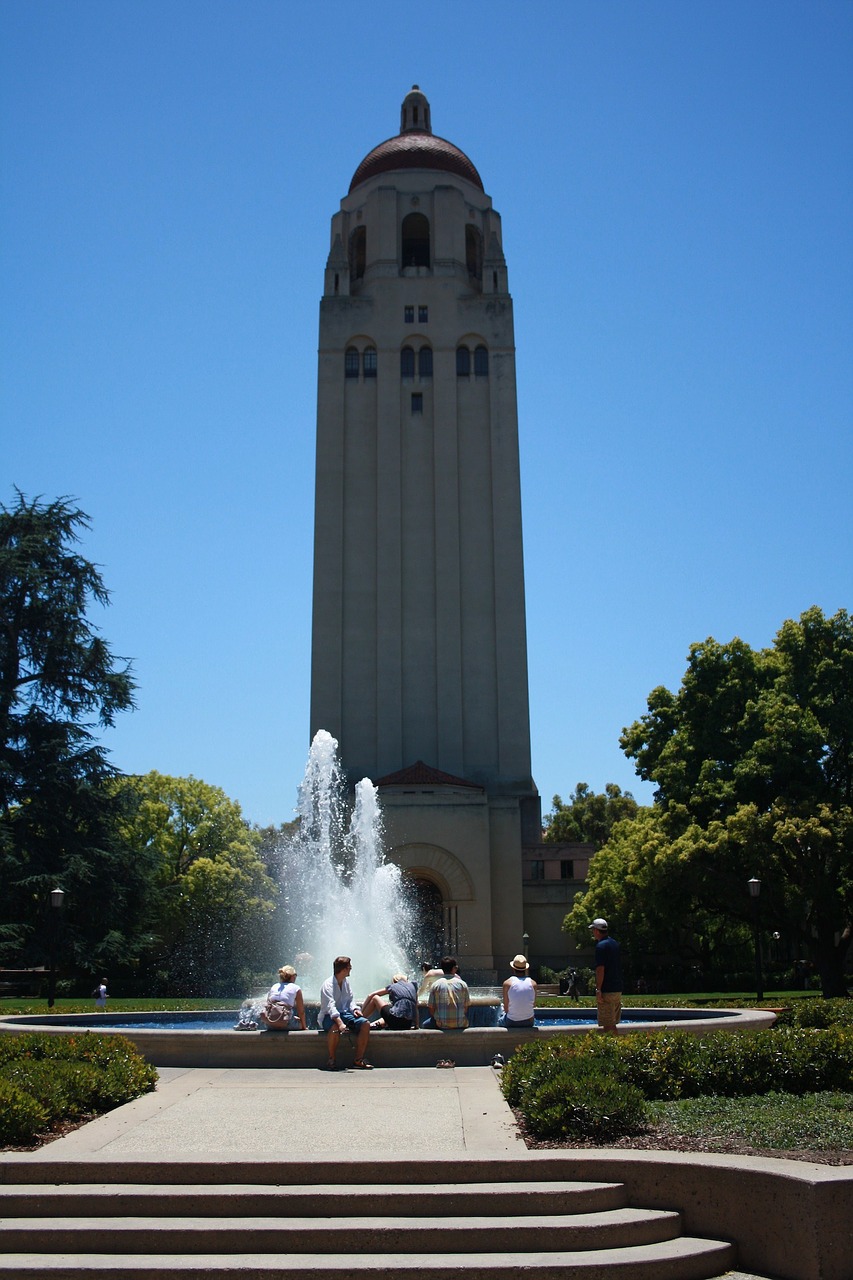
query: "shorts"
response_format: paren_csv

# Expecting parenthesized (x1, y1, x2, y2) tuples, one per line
(597, 992, 622, 1030)
(322, 1009, 368, 1033)
(380, 1004, 414, 1030)
(502, 1015, 535, 1028)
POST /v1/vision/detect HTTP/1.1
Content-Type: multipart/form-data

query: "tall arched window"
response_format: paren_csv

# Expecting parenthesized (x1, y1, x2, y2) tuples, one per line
(401, 213, 430, 269)
(400, 346, 415, 378)
(363, 346, 377, 378)
(474, 345, 489, 377)
(456, 346, 470, 377)
(465, 226, 483, 281)
(345, 347, 359, 379)
(418, 346, 433, 378)
(349, 226, 366, 280)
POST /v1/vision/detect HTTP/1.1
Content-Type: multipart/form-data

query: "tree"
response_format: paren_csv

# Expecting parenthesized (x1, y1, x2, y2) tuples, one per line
(544, 783, 640, 849)
(595, 607, 852, 996)
(111, 772, 277, 994)
(0, 491, 139, 972)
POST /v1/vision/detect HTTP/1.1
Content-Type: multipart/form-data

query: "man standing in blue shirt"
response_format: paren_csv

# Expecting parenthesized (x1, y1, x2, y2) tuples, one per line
(591, 918, 622, 1033)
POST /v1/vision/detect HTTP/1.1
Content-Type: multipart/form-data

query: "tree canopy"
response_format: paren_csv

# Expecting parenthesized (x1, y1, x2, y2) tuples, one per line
(111, 772, 277, 994)
(0, 491, 138, 969)
(544, 782, 640, 849)
(564, 607, 853, 996)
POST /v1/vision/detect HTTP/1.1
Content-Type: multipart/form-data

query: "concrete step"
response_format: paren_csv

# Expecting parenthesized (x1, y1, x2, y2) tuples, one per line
(0, 1208, 683, 1254)
(0, 1179, 628, 1218)
(0, 1238, 738, 1279)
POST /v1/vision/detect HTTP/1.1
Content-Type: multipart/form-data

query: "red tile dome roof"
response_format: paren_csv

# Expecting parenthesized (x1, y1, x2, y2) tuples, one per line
(349, 131, 484, 193)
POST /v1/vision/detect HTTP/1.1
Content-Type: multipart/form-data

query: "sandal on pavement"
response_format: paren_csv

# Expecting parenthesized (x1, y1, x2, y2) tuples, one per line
(436, 1059, 455, 1069)
(352, 1059, 374, 1069)
(322, 1061, 339, 1071)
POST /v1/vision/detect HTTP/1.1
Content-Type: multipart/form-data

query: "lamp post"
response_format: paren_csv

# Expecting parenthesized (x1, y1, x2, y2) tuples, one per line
(522, 932, 530, 960)
(47, 888, 65, 1009)
(747, 877, 763, 1001)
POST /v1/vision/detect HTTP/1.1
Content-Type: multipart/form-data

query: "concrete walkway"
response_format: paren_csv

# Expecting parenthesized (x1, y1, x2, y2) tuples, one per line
(25, 1065, 526, 1161)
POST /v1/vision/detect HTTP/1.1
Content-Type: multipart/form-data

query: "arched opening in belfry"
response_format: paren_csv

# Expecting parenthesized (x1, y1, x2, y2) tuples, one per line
(466, 225, 483, 282)
(349, 226, 366, 280)
(404, 875, 445, 963)
(401, 213, 430, 270)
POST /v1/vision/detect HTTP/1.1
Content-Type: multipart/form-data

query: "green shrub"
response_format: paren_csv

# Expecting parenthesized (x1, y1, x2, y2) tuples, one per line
(776, 999, 853, 1030)
(0, 1034, 157, 1148)
(0, 1079, 49, 1146)
(501, 1033, 620, 1107)
(521, 1059, 648, 1141)
(0, 1059, 102, 1122)
(0, 1033, 157, 1100)
(501, 1027, 853, 1142)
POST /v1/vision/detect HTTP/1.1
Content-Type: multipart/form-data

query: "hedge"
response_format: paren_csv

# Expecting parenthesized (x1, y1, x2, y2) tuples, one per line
(501, 1027, 853, 1141)
(0, 1033, 158, 1147)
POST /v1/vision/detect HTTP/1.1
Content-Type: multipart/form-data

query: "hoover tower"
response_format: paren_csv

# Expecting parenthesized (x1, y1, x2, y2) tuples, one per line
(311, 88, 539, 972)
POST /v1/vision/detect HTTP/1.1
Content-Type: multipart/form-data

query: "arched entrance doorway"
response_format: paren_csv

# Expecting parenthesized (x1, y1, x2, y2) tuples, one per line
(404, 875, 445, 963)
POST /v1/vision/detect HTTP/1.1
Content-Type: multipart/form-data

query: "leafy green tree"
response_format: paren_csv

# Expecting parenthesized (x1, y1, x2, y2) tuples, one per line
(111, 772, 277, 993)
(545, 782, 640, 849)
(575, 607, 852, 996)
(0, 491, 140, 972)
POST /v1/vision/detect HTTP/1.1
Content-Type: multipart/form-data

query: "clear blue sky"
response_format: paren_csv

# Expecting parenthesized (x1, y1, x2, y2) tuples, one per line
(3, 1, 851, 826)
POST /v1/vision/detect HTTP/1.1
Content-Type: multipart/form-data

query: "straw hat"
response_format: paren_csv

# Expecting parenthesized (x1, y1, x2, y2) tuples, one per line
(510, 954, 529, 972)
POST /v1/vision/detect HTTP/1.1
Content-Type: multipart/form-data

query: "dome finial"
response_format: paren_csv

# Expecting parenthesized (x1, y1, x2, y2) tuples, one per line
(401, 86, 431, 135)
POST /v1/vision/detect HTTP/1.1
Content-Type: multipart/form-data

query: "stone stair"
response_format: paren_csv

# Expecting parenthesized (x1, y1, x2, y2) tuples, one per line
(0, 1159, 737, 1278)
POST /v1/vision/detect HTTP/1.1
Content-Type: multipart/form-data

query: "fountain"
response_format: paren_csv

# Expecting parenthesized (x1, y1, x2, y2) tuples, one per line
(269, 730, 418, 1001)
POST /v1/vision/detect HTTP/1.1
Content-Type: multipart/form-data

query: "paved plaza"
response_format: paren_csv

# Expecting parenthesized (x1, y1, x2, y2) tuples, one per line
(25, 1064, 525, 1161)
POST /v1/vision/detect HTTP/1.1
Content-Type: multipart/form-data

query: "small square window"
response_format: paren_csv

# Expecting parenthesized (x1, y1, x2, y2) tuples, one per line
(530, 860, 544, 881)
(411, 393, 423, 414)
(404, 306, 414, 323)
(560, 860, 574, 880)
(418, 305, 428, 323)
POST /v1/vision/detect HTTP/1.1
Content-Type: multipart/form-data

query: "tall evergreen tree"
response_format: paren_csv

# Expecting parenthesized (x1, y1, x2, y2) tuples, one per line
(0, 491, 139, 973)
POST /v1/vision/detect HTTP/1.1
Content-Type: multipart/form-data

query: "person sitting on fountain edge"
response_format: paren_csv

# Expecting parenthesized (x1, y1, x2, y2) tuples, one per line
(260, 964, 307, 1031)
(318, 956, 373, 1069)
(501, 954, 537, 1028)
(426, 957, 470, 1030)
(362, 973, 419, 1030)
(418, 960, 444, 998)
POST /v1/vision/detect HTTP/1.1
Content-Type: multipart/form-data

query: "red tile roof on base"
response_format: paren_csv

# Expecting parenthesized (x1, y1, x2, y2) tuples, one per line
(374, 760, 483, 789)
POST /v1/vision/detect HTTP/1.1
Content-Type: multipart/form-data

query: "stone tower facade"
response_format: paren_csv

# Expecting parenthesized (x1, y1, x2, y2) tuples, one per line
(311, 88, 540, 973)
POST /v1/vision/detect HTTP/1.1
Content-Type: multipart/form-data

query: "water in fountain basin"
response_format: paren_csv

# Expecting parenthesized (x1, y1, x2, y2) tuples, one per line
(273, 730, 418, 1001)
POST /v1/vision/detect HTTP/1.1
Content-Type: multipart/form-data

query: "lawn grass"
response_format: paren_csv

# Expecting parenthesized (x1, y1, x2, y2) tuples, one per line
(535, 990, 814, 1009)
(648, 1090, 853, 1152)
(0, 996, 239, 1016)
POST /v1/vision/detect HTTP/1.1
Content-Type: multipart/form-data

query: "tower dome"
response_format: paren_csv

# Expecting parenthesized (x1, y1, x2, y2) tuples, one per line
(349, 86, 483, 193)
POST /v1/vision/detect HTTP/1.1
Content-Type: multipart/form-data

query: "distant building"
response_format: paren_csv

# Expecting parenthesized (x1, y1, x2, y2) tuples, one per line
(522, 843, 594, 972)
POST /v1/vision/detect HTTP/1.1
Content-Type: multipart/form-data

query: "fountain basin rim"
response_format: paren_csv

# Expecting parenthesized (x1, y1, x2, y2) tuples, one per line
(0, 1007, 778, 1070)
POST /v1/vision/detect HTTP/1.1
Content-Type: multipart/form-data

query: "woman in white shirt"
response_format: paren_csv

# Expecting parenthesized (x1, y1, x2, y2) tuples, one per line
(502, 954, 537, 1028)
(261, 964, 307, 1031)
